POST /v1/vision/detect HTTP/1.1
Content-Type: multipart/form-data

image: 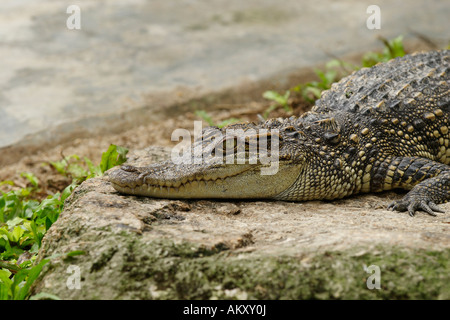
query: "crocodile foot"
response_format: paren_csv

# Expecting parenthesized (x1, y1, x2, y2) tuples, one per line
(387, 194, 445, 217)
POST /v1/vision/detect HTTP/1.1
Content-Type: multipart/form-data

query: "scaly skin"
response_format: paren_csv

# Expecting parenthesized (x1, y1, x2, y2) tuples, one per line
(109, 50, 450, 216)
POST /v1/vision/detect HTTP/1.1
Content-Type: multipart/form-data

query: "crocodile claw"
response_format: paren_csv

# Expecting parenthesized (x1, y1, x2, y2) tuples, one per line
(387, 196, 444, 217)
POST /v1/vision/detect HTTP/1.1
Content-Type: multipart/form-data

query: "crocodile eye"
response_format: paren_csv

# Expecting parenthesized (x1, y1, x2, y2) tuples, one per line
(223, 137, 239, 153)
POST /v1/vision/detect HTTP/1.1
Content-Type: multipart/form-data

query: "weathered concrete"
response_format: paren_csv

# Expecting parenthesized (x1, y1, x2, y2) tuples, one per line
(1, 0, 449, 152)
(33, 147, 450, 299)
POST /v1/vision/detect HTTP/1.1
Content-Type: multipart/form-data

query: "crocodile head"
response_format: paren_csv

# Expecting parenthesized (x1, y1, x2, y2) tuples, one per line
(108, 120, 312, 199)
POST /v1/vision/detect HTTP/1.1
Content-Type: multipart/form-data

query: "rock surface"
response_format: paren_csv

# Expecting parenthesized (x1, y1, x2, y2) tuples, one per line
(33, 147, 450, 299)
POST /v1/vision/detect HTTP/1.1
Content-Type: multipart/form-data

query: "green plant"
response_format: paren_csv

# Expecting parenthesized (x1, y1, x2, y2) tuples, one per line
(50, 144, 128, 183)
(0, 258, 49, 300)
(195, 110, 241, 128)
(0, 250, 85, 300)
(294, 59, 355, 103)
(262, 90, 292, 118)
(0, 144, 128, 300)
(362, 35, 406, 68)
(0, 178, 71, 299)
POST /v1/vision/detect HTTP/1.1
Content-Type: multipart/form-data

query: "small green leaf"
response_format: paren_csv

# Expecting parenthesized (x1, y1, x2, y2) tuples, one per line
(324, 70, 337, 85)
(6, 217, 24, 229)
(16, 258, 49, 300)
(303, 87, 322, 100)
(195, 110, 215, 126)
(0, 260, 21, 272)
(263, 90, 289, 106)
(217, 118, 241, 128)
(45, 217, 52, 231)
(100, 144, 129, 173)
(314, 69, 327, 83)
(0, 269, 13, 300)
(84, 157, 102, 178)
(66, 163, 88, 180)
(115, 146, 129, 165)
(0, 269, 13, 299)
(263, 90, 291, 115)
(20, 173, 39, 188)
(0, 180, 14, 188)
(61, 183, 77, 202)
(11, 226, 25, 243)
(11, 268, 28, 298)
(263, 104, 278, 119)
(50, 158, 69, 176)
(325, 59, 341, 69)
(386, 35, 405, 58)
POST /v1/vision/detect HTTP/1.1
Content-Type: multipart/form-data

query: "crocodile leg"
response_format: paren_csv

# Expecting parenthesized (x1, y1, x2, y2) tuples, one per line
(371, 157, 450, 216)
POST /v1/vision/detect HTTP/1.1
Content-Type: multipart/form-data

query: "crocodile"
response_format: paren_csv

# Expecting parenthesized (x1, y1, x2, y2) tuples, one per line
(109, 50, 450, 216)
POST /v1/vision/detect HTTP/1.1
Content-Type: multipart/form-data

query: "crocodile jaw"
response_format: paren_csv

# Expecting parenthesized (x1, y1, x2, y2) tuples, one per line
(108, 162, 301, 199)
